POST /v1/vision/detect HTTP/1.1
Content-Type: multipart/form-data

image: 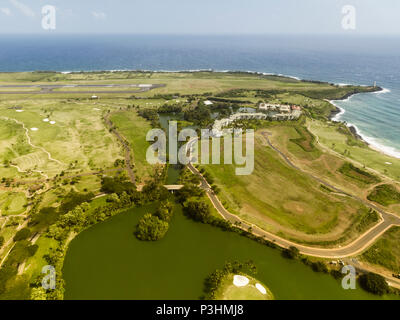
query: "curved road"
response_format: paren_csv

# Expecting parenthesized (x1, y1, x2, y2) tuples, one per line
(186, 136, 400, 258)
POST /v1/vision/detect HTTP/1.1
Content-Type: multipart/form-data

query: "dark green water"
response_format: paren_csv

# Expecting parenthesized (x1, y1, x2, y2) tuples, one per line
(63, 204, 396, 300)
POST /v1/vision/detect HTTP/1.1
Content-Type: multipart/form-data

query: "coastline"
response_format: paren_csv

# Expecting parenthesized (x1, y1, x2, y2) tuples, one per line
(328, 87, 400, 159)
(4, 68, 399, 159)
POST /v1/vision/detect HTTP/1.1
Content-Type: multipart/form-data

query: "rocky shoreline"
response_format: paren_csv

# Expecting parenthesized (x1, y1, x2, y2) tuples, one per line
(327, 87, 385, 146)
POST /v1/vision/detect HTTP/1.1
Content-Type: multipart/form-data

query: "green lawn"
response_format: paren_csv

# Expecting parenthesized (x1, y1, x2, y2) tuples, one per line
(111, 110, 154, 183)
(202, 133, 376, 245)
(308, 119, 400, 181)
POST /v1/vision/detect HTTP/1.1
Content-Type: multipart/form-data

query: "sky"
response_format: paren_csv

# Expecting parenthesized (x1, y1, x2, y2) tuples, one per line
(0, 0, 399, 35)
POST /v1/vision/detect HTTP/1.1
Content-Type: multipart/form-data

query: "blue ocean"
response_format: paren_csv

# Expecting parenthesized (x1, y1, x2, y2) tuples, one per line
(0, 34, 399, 157)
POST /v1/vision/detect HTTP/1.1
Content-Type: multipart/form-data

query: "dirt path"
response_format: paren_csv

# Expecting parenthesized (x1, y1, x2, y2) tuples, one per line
(2, 117, 64, 166)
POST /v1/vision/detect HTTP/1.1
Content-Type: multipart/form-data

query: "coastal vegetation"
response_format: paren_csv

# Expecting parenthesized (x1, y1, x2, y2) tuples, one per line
(0, 70, 397, 299)
(359, 273, 389, 296)
(367, 184, 400, 206)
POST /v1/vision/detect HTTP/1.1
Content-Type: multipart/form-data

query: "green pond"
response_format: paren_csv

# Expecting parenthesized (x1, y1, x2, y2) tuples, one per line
(62, 204, 397, 300)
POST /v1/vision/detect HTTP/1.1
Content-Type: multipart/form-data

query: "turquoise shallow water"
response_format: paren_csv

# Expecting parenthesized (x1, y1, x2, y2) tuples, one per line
(333, 88, 400, 158)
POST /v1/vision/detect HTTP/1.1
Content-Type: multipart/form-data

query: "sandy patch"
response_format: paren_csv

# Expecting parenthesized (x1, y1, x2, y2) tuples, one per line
(43, 118, 49, 122)
(233, 275, 249, 287)
(49, 121, 56, 125)
(255, 283, 267, 295)
(385, 162, 392, 165)
(16, 109, 24, 112)
(30, 128, 38, 131)
(93, 108, 100, 111)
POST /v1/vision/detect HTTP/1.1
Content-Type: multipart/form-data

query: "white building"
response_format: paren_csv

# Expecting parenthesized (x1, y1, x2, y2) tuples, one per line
(279, 105, 291, 113)
(259, 103, 280, 111)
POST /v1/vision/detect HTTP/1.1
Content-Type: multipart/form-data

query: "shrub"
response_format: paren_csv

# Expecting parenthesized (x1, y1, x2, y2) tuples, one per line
(100, 177, 136, 196)
(282, 246, 300, 259)
(330, 269, 343, 280)
(311, 261, 328, 273)
(154, 201, 174, 222)
(183, 199, 211, 222)
(13, 228, 31, 242)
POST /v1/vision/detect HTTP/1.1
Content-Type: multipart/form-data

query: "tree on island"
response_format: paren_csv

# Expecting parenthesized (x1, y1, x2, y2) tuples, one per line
(135, 214, 169, 241)
(154, 201, 174, 222)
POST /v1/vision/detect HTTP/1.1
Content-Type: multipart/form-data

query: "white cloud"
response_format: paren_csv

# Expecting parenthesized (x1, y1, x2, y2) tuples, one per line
(91, 11, 106, 20)
(9, 0, 35, 18)
(0, 8, 11, 16)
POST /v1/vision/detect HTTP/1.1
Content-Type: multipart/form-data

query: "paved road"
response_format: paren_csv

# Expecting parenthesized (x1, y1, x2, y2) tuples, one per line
(186, 136, 400, 258)
(0, 83, 165, 95)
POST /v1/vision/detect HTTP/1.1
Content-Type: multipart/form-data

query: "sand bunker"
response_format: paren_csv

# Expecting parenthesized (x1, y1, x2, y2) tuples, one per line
(49, 121, 56, 125)
(233, 275, 249, 287)
(385, 162, 392, 165)
(16, 109, 24, 112)
(30, 128, 38, 131)
(43, 118, 49, 122)
(255, 283, 267, 295)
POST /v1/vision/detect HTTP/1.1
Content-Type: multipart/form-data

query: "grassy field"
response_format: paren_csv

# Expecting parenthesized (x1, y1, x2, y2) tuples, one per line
(202, 132, 377, 246)
(215, 274, 274, 300)
(308, 119, 400, 181)
(338, 162, 380, 186)
(0, 191, 27, 215)
(0, 71, 395, 299)
(110, 110, 154, 183)
(0, 98, 123, 181)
